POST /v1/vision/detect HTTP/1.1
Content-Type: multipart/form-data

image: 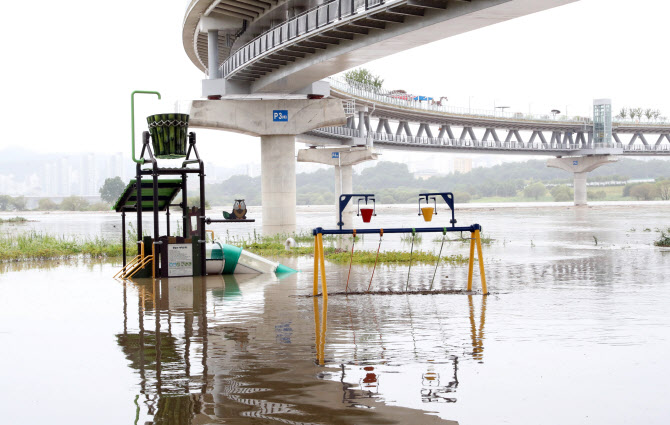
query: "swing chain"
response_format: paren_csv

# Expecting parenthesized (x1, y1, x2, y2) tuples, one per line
(367, 229, 383, 293)
(430, 228, 447, 290)
(345, 229, 356, 293)
(405, 228, 416, 292)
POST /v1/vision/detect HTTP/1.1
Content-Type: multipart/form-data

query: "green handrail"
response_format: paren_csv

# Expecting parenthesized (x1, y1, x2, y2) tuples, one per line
(131, 90, 161, 164)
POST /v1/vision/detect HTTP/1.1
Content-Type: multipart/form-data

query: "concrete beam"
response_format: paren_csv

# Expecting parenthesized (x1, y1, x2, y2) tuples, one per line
(188, 98, 346, 136)
(547, 155, 618, 205)
(297, 146, 379, 166)
(297, 147, 380, 229)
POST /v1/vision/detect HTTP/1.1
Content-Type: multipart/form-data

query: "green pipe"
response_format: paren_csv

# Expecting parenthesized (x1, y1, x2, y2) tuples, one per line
(131, 90, 161, 164)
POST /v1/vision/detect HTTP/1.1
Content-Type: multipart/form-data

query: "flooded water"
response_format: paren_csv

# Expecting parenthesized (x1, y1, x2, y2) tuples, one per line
(1, 204, 670, 424)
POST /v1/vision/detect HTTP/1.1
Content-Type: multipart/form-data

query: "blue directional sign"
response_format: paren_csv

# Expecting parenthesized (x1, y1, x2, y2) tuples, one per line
(273, 110, 288, 122)
(573, 160, 579, 166)
(332, 152, 340, 159)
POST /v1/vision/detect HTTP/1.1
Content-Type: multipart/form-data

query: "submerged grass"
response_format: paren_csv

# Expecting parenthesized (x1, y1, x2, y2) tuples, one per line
(655, 229, 670, 247)
(325, 250, 469, 265)
(0, 231, 123, 261)
(0, 216, 29, 224)
(432, 233, 494, 245)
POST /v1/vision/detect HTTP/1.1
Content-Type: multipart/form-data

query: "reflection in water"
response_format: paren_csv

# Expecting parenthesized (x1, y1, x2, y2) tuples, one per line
(468, 295, 487, 363)
(119, 277, 210, 424)
(119, 272, 487, 424)
(313, 295, 328, 366)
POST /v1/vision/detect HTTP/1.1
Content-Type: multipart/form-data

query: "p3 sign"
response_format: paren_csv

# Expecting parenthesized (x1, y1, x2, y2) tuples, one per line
(273, 110, 288, 122)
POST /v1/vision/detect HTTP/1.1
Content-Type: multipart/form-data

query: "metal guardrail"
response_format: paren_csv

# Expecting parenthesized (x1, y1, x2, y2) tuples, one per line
(312, 127, 670, 153)
(330, 78, 594, 125)
(221, 0, 391, 78)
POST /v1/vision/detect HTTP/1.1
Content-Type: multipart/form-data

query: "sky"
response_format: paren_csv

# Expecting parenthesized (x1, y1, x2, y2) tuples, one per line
(1, 0, 669, 168)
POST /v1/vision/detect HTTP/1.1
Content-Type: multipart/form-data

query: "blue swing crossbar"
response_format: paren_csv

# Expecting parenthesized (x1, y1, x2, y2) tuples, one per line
(313, 224, 480, 236)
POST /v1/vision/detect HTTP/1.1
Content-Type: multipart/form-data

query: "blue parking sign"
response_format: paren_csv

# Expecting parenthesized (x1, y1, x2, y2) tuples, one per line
(332, 152, 339, 159)
(573, 160, 578, 166)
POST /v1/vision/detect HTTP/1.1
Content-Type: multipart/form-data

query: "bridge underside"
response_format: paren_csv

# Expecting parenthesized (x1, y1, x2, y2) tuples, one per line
(188, 0, 579, 94)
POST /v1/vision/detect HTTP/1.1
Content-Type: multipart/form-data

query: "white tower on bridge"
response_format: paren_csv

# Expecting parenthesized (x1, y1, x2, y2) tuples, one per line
(593, 99, 612, 145)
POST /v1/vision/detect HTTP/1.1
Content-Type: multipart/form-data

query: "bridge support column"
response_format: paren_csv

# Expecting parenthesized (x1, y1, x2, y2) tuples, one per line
(547, 155, 618, 206)
(207, 30, 219, 79)
(335, 164, 353, 228)
(297, 147, 379, 229)
(261, 135, 297, 234)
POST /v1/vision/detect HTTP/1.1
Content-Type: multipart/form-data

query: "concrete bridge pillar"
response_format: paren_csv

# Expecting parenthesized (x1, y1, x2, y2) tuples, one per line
(261, 135, 297, 234)
(187, 97, 346, 235)
(547, 155, 618, 205)
(297, 147, 379, 229)
(334, 164, 354, 228)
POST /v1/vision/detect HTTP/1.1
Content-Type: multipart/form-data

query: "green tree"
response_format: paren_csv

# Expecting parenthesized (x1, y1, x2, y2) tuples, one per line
(99, 176, 126, 204)
(38, 198, 58, 211)
(655, 179, 670, 200)
(587, 189, 607, 200)
(453, 191, 471, 203)
(616, 108, 628, 120)
(0, 195, 12, 211)
(523, 182, 547, 200)
(551, 185, 573, 202)
(344, 68, 384, 89)
(10, 196, 27, 211)
(644, 108, 654, 121)
(630, 183, 658, 201)
(60, 196, 90, 211)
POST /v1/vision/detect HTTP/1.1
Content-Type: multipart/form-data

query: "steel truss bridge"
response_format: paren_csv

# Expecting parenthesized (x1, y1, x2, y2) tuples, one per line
(302, 79, 670, 156)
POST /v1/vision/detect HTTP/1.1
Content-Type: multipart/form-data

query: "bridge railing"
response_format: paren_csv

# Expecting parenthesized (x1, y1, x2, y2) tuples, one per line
(313, 127, 592, 151)
(330, 77, 595, 125)
(221, 0, 395, 78)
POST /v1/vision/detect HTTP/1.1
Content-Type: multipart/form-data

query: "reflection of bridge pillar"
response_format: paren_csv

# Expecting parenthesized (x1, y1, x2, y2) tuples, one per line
(547, 155, 618, 205)
(188, 98, 346, 234)
(297, 147, 379, 228)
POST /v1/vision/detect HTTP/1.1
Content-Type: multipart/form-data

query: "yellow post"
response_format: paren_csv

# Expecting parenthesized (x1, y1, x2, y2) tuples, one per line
(313, 297, 321, 364)
(467, 232, 475, 291)
(475, 230, 488, 294)
(318, 233, 328, 298)
(313, 234, 320, 296)
(320, 294, 328, 365)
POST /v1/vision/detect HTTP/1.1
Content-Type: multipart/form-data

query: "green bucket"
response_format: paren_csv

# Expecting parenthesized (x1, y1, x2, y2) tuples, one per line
(147, 113, 189, 159)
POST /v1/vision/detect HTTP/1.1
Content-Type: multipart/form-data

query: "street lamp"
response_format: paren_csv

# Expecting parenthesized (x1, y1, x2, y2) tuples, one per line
(495, 106, 510, 117)
(551, 109, 561, 119)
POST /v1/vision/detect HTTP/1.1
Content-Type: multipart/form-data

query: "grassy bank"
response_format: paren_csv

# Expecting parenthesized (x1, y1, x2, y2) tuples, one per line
(0, 232, 123, 261)
(1, 229, 469, 265)
(239, 235, 470, 265)
(0, 216, 29, 224)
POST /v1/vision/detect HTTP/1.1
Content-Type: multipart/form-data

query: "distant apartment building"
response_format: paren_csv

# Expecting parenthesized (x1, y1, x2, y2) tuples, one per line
(453, 157, 473, 174)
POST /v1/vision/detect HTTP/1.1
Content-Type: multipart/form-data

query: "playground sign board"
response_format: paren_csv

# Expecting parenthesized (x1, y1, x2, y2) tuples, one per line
(167, 244, 193, 277)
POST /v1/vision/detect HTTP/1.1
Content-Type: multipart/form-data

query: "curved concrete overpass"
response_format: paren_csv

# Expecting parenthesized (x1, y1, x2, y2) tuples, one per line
(184, 0, 579, 94)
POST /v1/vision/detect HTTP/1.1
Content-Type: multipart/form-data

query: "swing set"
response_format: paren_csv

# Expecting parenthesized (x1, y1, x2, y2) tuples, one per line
(313, 192, 488, 297)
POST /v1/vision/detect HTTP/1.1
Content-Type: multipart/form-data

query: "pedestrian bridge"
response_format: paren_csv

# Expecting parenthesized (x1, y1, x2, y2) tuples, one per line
(301, 78, 670, 156)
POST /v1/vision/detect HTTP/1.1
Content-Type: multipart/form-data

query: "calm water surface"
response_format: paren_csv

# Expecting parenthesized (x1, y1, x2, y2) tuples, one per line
(1, 204, 670, 424)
